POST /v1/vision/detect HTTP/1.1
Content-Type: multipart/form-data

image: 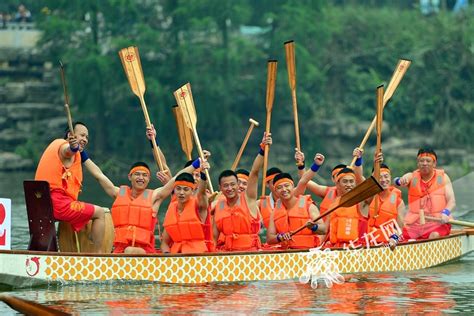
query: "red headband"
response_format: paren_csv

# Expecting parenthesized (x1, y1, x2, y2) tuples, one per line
(129, 166, 150, 176)
(417, 153, 437, 162)
(273, 178, 294, 188)
(174, 180, 195, 189)
(336, 172, 355, 182)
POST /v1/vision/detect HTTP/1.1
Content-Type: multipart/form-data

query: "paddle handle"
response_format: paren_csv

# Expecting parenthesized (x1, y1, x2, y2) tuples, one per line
(191, 128, 214, 193)
(231, 121, 257, 170)
(139, 95, 165, 171)
(64, 104, 74, 136)
(291, 89, 301, 151)
(426, 216, 474, 228)
(261, 112, 272, 196)
(373, 85, 384, 214)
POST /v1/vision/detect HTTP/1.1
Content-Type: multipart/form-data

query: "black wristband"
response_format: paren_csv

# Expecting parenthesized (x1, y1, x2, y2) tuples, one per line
(200, 172, 207, 181)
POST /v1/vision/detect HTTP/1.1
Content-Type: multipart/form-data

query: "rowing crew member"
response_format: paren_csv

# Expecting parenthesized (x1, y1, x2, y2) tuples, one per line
(35, 122, 107, 253)
(266, 153, 327, 249)
(396, 147, 456, 240)
(258, 167, 282, 229)
(213, 132, 272, 251)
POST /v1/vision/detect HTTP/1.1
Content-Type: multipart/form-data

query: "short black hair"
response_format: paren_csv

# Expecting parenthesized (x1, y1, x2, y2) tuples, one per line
(235, 169, 249, 176)
(417, 147, 437, 160)
(266, 167, 282, 177)
(272, 172, 293, 185)
(176, 172, 195, 184)
(336, 167, 355, 179)
(184, 160, 194, 168)
(218, 170, 238, 184)
(372, 163, 390, 173)
(332, 164, 347, 172)
(63, 121, 87, 139)
(129, 161, 150, 173)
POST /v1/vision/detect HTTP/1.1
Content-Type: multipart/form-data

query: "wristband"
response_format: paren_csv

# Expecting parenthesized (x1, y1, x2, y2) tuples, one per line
(297, 163, 305, 170)
(80, 150, 89, 163)
(389, 234, 399, 242)
(441, 209, 451, 216)
(70, 145, 79, 153)
(276, 233, 282, 242)
(394, 177, 401, 186)
(311, 224, 319, 232)
(200, 172, 207, 181)
(258, 147, 265, 156)
(191, 158, 200, 169)
(354, 157, 363, 167)
(149, 137, 159, 148)
(310, 163, 320, 172)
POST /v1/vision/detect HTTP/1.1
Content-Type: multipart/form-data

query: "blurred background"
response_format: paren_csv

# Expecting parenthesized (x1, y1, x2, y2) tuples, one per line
(0, 0, 473, 190)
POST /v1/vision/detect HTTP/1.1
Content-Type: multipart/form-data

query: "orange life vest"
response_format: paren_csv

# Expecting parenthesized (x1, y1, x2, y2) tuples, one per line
(112, 186, 155, 249)
(329, 197, 364, 245)
(319, 186, 338, 215)
(163, 197, 213, 254)
(214, 192, 261, 251)
(368, 187, 402, 242)
(273, 195, 320, 249)
(260, 195, 275, 228)
(406, 169, 447, 225)
(35, 139, 82, 200)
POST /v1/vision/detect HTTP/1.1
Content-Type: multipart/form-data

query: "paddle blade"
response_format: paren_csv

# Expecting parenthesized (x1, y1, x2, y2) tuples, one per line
(172, 105, 194, 160)
(284, 40, 296, 90)
(174, 83, 197, 131)
(118, 46, 146, 97)
(383, 59, 411, 105)
(338, 176, 383, 208)
(266, 60, 278, 112)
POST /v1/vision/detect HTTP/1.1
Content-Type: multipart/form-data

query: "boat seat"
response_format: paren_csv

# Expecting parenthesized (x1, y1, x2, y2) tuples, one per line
(23, 180, 58, 252)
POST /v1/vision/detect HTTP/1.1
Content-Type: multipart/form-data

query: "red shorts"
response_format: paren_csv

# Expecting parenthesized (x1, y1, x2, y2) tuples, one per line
(402, 223, 451, 240)
(50, 189, 95, 232)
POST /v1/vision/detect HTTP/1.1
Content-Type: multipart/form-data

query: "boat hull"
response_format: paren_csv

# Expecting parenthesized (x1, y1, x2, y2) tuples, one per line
(1, 230, 473, 287)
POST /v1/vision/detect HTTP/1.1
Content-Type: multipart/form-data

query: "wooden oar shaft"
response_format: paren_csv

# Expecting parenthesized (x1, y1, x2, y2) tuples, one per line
(373, 85, 384, 214)
(349, 59, 411, 167)
(261, 112, 272, 196)
(426, 216, 474, 228)
(138, 96, 165, 171)
(231, 122, 256, 171)
(59, 61, 74, 135)
(291, 89, 301, 150)
(0, 295, 70, 315)
(192, 128, 214, 193)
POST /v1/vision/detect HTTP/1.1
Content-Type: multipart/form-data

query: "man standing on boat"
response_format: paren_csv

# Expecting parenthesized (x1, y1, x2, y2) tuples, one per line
(367, 163, 406, 244)
(213, 132, 272, 251)
(236, 169, 250, 193)
(266, 153, 327, 249)
(35, 122, 107, 253)
(258, 166, 282, 228)
(396, 148, 456, 240)
(161, 165, 214, 254)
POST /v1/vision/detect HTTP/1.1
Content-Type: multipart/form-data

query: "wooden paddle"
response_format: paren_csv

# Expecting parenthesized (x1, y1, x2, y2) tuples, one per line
(173, 83, 214, 193)
(261, 60, 278, 196)
(231, 118, 259, 170)
(425, 216, 474, 228)
(172, 105, 194, 160)
(290, 176, 383, 236)
(373, 85, 384, 216)
(349, 59, 411, 167)
(59, 60, 81, 254)
(0, 294, 70, 315)
(118, 46, 165, 171)
(284, 40, 302, 158)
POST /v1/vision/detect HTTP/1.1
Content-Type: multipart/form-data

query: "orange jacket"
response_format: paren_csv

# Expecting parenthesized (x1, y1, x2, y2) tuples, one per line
(406, 169, 447, 224)
(319, 186, 338, 215)
(329, 197, 364, 245)
(214, 192, 261, 251)
(112, 186, 155, 249)
(163, 197, 213, 254)
(259, 195, 275, 228)
(368, 187, 402, 242)
(273, 195, 320, 249)
(35, 139, 82, 200)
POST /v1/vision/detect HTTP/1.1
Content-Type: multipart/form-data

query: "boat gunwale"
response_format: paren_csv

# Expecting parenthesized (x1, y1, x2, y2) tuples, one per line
(1, 229, 472, 258)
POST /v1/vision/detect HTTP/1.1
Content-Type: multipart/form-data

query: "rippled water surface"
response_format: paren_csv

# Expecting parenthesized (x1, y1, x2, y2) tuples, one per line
(1, 171, 473, 314)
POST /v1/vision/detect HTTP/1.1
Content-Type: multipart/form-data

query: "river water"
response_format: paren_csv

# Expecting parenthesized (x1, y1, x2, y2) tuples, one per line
(1, 171, 474, 314)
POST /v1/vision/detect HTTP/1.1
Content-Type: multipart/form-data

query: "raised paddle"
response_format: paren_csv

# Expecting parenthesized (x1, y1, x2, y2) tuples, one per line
(290, 176, 383, 236)
(118, 46, 165, 171)
(425, 216, 474, 228)
(59, 60, 81, 254)
(172, 104, 194, 160)
(174, 83, 214, 193)
(231, 118, 259, 170)
(349, 59, 411, 167)
(261, 60, 278, 197)
(284, 40, 302, 160)
(373, 85, 384, 216)
(0, 294, 70, 315)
